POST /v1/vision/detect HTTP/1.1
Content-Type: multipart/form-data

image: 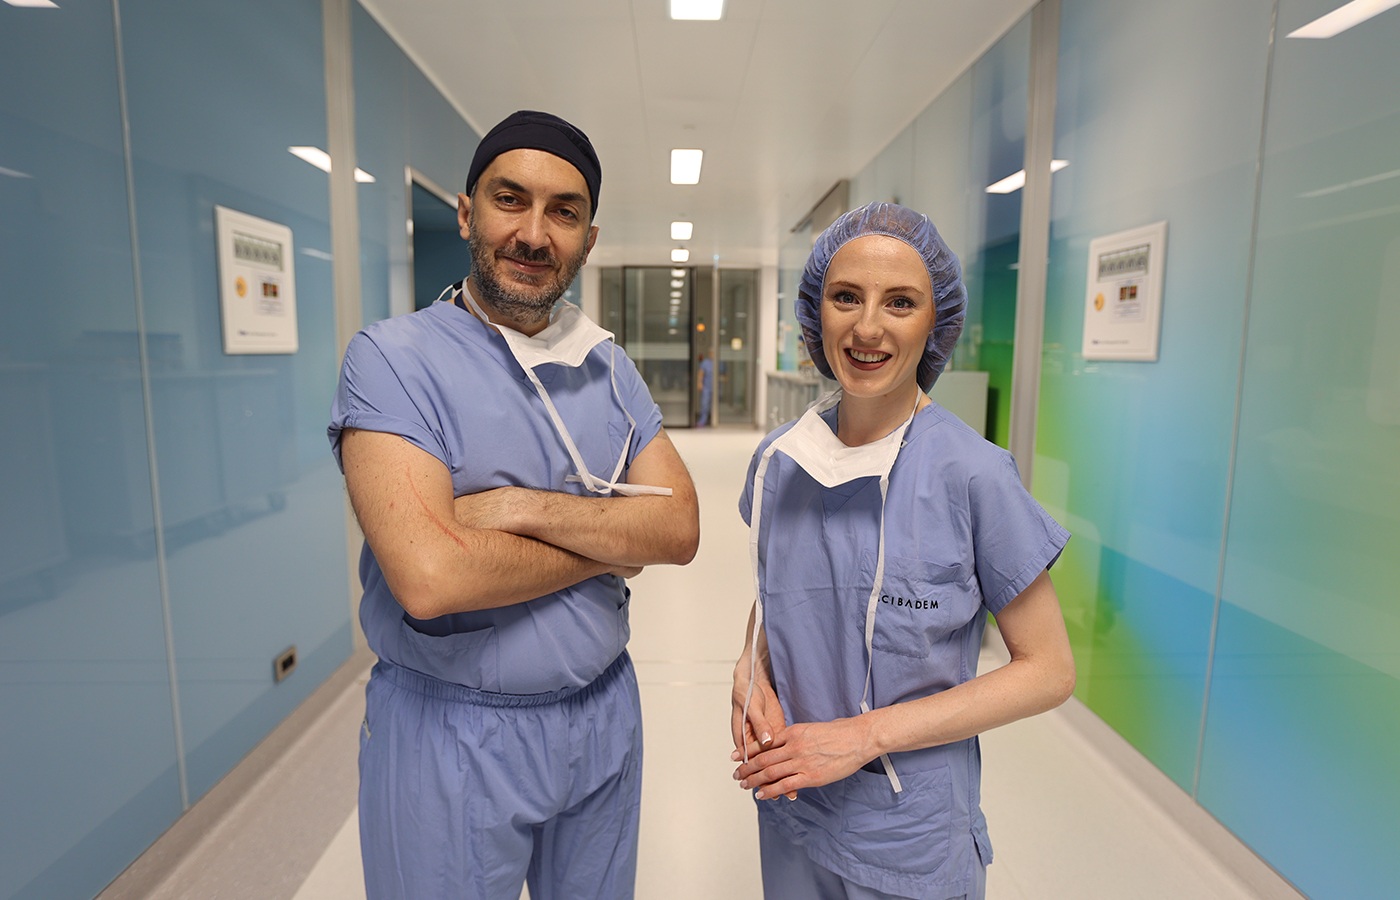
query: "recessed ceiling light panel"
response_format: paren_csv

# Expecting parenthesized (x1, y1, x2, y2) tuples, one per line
(670, 0, 724, 21)
(671, 149, 703, 185)
(1288, 0, 1400, 38)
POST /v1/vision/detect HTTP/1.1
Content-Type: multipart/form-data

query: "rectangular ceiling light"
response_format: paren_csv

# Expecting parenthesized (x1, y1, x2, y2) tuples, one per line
(4, 1, 60, 7)
(670, 0, 724, 21)
(671, 248, 691, 263)
(985, 159, 1069, 194)
(670, 268, 686, 277)
(1288, 0, 1400, 38)
(671, 221, 694, 240)
(670, 149, 703, 185)
(289, 146, 375, 183)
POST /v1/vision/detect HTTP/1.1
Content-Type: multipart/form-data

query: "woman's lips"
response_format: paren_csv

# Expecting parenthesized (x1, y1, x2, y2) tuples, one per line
(845, 348, 890, 370)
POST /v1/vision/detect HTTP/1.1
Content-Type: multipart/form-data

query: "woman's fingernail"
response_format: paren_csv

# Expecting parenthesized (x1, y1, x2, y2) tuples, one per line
(730, 750, 740, 761)
(754, 790, 765, 800)
(760, 733, 772, 746)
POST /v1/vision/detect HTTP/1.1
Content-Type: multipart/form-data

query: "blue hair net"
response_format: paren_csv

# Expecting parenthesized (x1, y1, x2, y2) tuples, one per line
(796, 201, 967, 391)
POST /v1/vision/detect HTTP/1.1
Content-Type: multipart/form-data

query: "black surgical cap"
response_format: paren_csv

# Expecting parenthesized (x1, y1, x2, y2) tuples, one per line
(464, 110, 602, 220)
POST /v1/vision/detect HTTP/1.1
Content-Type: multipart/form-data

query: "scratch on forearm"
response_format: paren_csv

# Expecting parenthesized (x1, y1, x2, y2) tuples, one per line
(406, 465, 473, 553)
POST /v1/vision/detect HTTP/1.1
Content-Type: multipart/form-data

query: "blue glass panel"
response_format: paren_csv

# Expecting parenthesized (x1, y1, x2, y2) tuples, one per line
(1037, 0, 1274, 789)
(1201, 1, 1400, 894)
(0, 4, 183, 899)
(776, 227, 810, 375)
(405, 63, 478, 197)
(117, 0, 352, 803)
(965, 16, 1028, 448)
(353, 3, 409, 324)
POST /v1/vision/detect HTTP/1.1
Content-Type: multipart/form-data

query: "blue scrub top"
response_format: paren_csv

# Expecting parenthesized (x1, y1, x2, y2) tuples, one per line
(329, 300, 663, 694)
(740, 401, 1069, 897)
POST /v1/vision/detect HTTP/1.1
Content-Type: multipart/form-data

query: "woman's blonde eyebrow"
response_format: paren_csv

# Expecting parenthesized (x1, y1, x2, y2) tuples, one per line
(825, 278, 927, 295)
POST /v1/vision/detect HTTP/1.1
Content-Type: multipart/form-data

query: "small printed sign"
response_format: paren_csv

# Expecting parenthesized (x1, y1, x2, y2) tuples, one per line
(1082, 221, 1167, 361)
(216, 205, 298, 354)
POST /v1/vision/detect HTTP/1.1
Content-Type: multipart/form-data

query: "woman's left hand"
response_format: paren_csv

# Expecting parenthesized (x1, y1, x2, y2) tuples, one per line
(732, 717, 874, 800)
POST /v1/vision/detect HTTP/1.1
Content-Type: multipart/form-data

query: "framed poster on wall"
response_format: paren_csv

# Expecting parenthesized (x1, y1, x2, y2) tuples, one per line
(215, 205, 298, 354)
(1082, 220, 1167, 361)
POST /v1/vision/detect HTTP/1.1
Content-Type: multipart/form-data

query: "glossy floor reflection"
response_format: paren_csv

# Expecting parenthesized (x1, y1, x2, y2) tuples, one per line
(133, 427, 1279, 900)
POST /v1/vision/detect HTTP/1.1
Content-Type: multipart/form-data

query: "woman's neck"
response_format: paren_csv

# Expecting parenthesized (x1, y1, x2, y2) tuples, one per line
(836, 385, 928, 446)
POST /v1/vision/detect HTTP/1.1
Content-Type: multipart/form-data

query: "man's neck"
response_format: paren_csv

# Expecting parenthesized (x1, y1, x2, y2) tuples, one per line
(462, 277, 551, 336)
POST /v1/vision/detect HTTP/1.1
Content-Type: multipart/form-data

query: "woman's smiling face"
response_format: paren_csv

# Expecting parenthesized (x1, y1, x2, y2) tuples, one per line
(820, 234, 935, 403)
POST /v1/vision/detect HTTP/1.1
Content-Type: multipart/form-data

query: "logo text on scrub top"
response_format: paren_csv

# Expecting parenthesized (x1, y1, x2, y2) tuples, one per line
(879, 593, 938, 611)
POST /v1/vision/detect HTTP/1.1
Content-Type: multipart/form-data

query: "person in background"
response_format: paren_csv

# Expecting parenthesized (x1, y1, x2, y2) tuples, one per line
(330, 110, 699, 900)
(696, 350, 715, 426)
(730, 202, 1075, 899)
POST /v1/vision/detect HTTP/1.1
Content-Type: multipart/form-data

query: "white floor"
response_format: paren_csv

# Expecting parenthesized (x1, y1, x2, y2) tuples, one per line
(275, 426, 1292, 900)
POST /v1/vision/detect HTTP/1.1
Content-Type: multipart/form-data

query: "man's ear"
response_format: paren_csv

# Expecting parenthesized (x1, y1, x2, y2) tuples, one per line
(584, 224, 599, 260)
(457, 192, 472, 240)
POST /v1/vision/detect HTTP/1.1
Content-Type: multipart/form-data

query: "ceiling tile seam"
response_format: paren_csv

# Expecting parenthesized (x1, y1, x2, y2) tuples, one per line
(722, 0, 770, 145)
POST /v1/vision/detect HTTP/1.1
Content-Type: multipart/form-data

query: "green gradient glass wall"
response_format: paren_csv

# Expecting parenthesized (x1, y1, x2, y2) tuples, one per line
(1037, 0, 1273, 792)
(961, 16, 1028, 448)
(1199, 2, 1400, 895)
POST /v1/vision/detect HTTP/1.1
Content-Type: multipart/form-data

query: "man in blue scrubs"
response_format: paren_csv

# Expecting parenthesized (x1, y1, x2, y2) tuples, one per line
(329, 111, 700, 900)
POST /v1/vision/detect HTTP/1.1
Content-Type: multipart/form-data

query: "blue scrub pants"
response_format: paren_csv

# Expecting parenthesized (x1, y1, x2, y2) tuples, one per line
(758, 815, 986, 900)
(359, 653, 643, 900)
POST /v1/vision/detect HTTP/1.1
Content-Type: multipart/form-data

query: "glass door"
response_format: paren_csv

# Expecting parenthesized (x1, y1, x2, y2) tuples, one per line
(622, 266, 693, 427)
(716, 268, 757, 424)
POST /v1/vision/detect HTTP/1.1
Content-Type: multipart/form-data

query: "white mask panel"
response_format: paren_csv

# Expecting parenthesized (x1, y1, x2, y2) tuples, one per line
(775, 391, 909, 488)
(498, 300, 613, 369)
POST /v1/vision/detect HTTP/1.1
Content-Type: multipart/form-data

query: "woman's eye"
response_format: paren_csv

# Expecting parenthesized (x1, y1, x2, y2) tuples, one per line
(831, 291, 858, 305)
(890, 296, 914, 309)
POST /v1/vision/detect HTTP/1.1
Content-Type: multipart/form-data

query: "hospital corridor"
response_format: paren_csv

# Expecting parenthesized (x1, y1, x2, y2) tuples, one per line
(109, 429, 1293, 900)
(4, 1, 1398, 899)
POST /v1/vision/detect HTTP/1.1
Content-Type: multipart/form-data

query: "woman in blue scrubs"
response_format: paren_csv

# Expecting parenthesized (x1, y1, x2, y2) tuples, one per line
(731, 202, 1076, 899)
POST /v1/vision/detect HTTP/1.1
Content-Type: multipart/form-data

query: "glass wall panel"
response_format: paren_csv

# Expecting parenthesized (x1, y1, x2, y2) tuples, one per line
(623, 267, 693, 427)
(118, 0, 352, 801)
(411, 181, 466, 311)
(1199, 2, 1400, 894)
(715, 269, 758, 424)
(353, 4, 411, 324)
(691, 266, 713, 426)
(599, 266, 625, 338)
(776, 228, 811, 376)
(1037, 0, 1273, 791)
(963, 18, 1029, 447)
(353, 3, 480, 325)
(0, 6, 182, 899)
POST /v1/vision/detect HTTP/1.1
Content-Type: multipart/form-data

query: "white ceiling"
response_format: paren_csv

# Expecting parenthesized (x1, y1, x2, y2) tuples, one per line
(358, 0, 1038, 268)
